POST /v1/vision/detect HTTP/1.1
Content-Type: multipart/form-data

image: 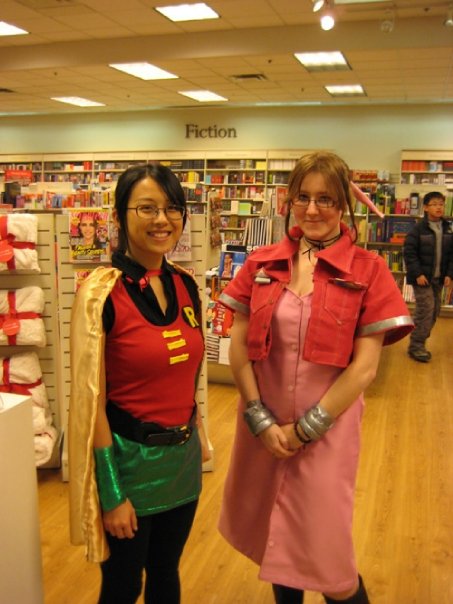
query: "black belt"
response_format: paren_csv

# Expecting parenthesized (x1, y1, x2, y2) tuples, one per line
(106, 402, 196, 446)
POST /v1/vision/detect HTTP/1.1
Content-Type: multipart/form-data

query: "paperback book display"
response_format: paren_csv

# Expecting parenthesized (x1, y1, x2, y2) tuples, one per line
(68, 209, 110, 263)
(206, 246, 248, 362)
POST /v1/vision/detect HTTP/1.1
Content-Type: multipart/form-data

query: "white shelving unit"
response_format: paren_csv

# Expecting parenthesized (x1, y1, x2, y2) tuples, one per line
(0, 213, 63, 468)
(0, 393, 44, 604)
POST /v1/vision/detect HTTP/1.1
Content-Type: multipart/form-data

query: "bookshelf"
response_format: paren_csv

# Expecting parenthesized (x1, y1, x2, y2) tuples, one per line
(41, 154, 94, 185)
(0, 159, 42, 184)
(204, 154, 267, 244)
(153, 155, 205, 215)
(0, 150, 313, 219)
(400, 150, 453, 189)
(93, 153, 147, 184)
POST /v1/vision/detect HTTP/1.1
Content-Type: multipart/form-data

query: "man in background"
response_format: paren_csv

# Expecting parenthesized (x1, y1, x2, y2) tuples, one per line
(403, 191, 453, 362)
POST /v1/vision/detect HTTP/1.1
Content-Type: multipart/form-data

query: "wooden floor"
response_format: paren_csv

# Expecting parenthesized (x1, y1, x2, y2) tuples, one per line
(38, 318, 453, 604)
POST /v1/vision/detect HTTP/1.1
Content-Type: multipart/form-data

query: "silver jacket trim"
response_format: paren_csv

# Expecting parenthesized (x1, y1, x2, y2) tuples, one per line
(357, 314, 414, 337)
(218, 292, 250, 316)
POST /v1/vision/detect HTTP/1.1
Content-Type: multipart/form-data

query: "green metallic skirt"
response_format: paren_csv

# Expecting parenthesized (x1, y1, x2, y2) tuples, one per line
(112, 427, 202, 516)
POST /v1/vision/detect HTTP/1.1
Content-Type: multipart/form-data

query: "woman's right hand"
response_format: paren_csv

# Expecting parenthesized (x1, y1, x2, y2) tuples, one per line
(416, 274, 429, 286)
(103, 499, 138, 539)
(258, 424, 297, 458)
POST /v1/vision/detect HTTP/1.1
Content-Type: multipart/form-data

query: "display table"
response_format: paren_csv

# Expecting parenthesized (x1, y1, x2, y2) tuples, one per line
(0, 393, 44, 604)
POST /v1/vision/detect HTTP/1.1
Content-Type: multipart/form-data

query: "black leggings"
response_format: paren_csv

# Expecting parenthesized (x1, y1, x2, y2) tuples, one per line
(98, 499, 198, 604)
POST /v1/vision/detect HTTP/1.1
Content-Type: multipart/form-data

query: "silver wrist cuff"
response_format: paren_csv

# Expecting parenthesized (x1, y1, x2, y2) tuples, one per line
(298, 404, 335, 441)
(243, 399, 276, 436)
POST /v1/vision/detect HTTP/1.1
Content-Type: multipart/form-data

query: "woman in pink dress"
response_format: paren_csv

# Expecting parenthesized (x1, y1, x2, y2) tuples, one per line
(218, 151, 413, 604)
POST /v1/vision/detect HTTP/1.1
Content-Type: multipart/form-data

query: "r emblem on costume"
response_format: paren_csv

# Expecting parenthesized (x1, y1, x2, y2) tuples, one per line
(182, 305, 199, 328)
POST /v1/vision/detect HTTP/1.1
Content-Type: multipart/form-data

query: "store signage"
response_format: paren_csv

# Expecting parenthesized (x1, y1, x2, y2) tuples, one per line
(5, 169, 33, 184)
(185, 123, 237, 139)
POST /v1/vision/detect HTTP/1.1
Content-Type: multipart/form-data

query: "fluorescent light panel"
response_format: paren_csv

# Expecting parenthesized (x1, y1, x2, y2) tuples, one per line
(155, 3, 219, 22)
(0, 21, 28, 36)
(109, 62, 178, 80)
(295, 51, 350, 72)
(325, 84, 366, 96)
(178, 90, 227, 102)
(51, 97, 106, 107)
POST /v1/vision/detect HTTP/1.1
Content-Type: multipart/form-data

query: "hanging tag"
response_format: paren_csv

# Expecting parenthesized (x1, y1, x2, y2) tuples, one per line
(0, 240, 13, 262)
(2, 317, 20, 336)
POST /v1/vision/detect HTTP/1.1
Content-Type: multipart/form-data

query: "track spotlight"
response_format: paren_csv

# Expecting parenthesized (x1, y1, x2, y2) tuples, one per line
(320, 2, 335, 31)
(312, 0, 325, 12)
(445, 4, 453, 27)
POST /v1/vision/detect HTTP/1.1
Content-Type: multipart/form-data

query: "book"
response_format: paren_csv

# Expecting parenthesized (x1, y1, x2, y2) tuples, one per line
(274, 186, 288, 216)
(219, 249, 246, 279)
(385, 217, 416, 243)
(211, 302, 234, 337)
(238, 201, 252, 215)
(167, 218, 192, 262)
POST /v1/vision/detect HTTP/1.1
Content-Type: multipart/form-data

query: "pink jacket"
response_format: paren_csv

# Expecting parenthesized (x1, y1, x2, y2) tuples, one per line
(219, 224, 413, 368)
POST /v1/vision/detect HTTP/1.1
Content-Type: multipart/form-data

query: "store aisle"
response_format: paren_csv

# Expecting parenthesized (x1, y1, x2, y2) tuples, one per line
(38, 317, 453, 603)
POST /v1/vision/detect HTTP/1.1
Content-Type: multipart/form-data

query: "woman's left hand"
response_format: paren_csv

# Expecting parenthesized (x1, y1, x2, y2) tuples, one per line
(258, 424, 298, 458)
(280, 423, 305, 451)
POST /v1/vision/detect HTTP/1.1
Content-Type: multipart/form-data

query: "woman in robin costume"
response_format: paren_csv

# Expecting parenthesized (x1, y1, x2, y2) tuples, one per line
(68, 163, 209, 604)
(218, 151, 413, 604)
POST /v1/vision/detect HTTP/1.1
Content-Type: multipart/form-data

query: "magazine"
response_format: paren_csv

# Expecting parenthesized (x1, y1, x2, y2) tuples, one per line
(68, 209, 110, 263)
(74, 269, 96, 292)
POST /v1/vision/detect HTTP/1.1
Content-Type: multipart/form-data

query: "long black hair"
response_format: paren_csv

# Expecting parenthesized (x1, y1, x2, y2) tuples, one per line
(114, 163, 187, 252)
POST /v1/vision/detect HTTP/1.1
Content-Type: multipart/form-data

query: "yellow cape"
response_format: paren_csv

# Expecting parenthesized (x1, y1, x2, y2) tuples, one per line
(68, 266, 121, 562)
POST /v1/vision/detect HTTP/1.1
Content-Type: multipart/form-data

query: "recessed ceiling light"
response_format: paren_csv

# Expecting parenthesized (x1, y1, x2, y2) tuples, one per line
(51, 97, 106, 107)
(0, 21, 28, 36)
(155, 3, 219, 22)
(295, 51, 350, 72)
(178, 90, 227, 102)
(109, 62, 178, 80)
(325, 84, 366, 96)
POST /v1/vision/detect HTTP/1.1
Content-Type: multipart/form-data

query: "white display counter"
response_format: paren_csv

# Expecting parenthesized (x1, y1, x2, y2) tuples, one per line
(0, 392, 44, 604)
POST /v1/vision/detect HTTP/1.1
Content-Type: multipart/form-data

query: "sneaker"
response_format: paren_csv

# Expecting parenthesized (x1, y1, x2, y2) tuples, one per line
(408, 349, 431, 363)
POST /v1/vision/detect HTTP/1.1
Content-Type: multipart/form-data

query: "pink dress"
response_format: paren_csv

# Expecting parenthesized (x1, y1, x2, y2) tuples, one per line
(218, 289, 364, 593)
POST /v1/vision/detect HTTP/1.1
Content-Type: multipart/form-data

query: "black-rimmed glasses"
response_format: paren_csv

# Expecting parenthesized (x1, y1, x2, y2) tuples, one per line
(127, 204, 186, 220)
(292, 194, 337, 209)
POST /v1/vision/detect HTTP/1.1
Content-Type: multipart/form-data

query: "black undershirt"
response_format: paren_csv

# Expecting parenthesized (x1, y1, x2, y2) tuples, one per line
(102, 250, 200, 333)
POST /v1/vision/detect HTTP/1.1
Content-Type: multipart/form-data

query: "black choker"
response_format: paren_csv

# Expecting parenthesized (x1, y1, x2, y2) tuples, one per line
(300, 233, 341, 261)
